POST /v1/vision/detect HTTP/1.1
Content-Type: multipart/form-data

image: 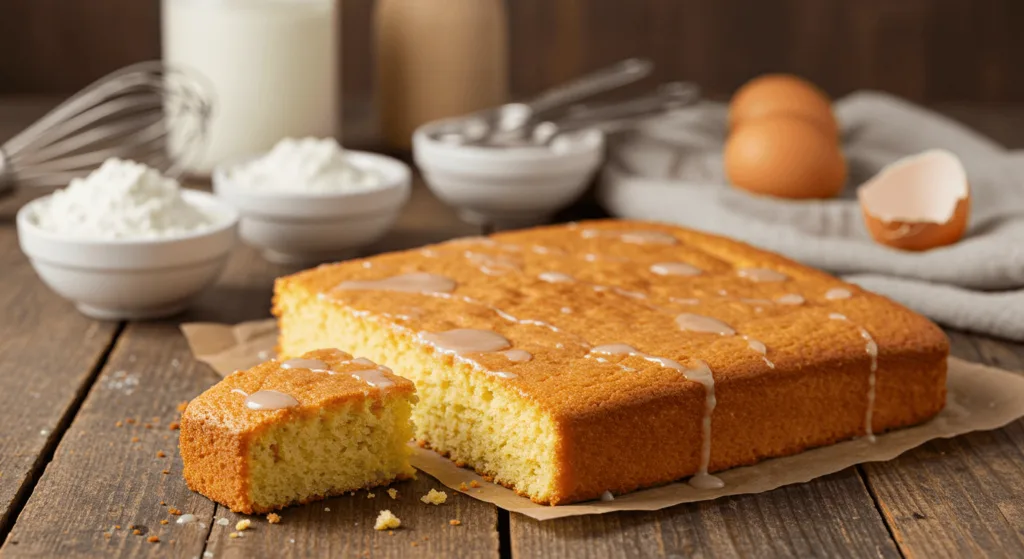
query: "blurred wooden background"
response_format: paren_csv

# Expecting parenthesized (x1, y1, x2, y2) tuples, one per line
(1, 0, 1022, 103)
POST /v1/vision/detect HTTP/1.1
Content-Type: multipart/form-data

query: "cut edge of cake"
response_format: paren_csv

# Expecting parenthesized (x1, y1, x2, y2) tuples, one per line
(180, 348, 417, 514)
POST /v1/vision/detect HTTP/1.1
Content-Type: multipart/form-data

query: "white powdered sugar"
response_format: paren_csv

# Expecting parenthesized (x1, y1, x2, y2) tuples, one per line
(30, 158, 214, 239)
(228, 137, 383, 193)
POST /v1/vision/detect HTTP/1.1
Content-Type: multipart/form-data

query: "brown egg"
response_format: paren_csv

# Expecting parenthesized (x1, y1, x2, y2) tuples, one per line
(858, 150, 970, 251)
(729, 74, 838, 138)
(724, 117, 847, 199)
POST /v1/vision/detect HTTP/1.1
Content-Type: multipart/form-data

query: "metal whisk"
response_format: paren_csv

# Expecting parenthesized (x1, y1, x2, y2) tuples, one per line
(0, 60, 212, 192)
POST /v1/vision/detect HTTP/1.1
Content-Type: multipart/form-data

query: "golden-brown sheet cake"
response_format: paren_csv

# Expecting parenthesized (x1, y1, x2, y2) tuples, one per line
(273, 220, 948, 505)
(180, 348, 416, 514)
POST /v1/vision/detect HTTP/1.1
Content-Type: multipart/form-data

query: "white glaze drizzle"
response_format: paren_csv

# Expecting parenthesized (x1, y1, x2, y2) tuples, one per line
(675, 313, 736, 336)
(334, 272, 456, 294)
(419, 329, 512, 355)
(741, 336, 775, 368)
(829, 313, 879, 441)
(776, 293, 805, 305)
(650, 262, 703, 276)
(280, 358, 330, 372)
(590, 343, 686, 372)
(581, 228, 679, 245)
(683, 359, 722, 489)
(500, 349, 533, 363)
(465, 251, 520, 275)
(279, 352, 394, 390)
(244, 390, 299, 411)
(737, 268, 789, 282)
(825, 287, 853, 300)
(349, 367, 396, 388)
(538, 271, 574, 283)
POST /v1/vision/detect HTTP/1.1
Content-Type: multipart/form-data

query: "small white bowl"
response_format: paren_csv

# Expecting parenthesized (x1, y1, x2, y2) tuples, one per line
(17, 190, 239, 320)
(413, 119, 605, 228)
(213, 151, 411, 264)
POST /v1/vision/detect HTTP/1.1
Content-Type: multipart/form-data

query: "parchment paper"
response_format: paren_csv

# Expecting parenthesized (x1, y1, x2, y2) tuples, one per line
(181, 319, 1024, 521)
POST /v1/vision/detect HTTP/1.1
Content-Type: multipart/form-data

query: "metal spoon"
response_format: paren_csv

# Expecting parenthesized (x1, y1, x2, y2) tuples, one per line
(430, 58, 653, 145)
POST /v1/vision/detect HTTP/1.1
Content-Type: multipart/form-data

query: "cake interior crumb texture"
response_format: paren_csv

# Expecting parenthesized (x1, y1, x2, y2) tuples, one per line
(273, 219, 949, 505)
(180, 348, 416, 514)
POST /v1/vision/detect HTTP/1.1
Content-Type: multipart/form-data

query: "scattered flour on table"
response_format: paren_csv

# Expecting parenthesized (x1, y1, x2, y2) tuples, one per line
(104, 370, 139, 395)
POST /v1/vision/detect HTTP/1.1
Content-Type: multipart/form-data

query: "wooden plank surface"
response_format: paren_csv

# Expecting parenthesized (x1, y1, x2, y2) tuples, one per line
(511, 470, 900, 558)
(859, 333, 1024, 558)
(0, 99, 123, 540)
(0, 226, 121, 540)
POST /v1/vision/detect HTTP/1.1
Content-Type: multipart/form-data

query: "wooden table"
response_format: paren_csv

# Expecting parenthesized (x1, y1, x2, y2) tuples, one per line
(2, 99, 1023, 558)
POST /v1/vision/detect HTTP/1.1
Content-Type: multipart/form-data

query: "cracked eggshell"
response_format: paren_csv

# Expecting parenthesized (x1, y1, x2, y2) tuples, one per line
(857, 149, 970, 251)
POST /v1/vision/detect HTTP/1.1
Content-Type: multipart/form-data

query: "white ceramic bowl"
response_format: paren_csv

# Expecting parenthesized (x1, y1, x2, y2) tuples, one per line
(413, 119, 605, 228)
(17, 190, 239, 320)
(213, 151, 411, 264)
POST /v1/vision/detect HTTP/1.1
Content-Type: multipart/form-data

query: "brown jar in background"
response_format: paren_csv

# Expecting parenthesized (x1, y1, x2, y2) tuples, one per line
(375, 0, 509, 150)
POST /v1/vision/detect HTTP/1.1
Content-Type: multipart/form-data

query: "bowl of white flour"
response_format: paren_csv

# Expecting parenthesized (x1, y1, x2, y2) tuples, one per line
(16, 158, 239, 320)
(213, 137, 410, 264)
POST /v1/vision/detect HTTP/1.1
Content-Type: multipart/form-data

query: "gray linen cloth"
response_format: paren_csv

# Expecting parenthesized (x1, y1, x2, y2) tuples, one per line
(599, 91, 1024, 340)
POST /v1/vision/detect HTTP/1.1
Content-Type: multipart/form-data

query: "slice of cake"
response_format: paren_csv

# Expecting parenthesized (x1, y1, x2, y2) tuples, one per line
(180, 348, 416, 514)
(273, 219, 948, 505)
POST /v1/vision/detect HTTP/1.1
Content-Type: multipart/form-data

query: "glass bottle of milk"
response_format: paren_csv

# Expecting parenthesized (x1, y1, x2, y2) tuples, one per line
(162, 0, 338, 175)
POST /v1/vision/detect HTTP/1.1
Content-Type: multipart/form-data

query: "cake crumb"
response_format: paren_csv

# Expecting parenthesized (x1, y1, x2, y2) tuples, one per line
(169, 422, 180, 430)
(458, 482, 468, 491)
(126, 418, 137, 424)
(482, 475, 494, 483)
(162, 469, 170, 475)
(374, 510, 401, 531)
(104, 533, 111, 539)
(160, 520, 169, 525)
(177, 401, 189, 412)
(235, 519, 251, 531)
(229, 532, 240, 539)
(132, 529, 141, 535)
(470, 481, 480, 488)
(449, 519, 461, 526)
(144, 424, 153, 429)
(156, 451, 167, 458)
(387, 488, 398, 500)
(147, 535, 159, 543)
(168, 508, 182, 515)
(454, 460, 466, 468)
(324, 507, 331, 512)
(420, 489, 447, 505)
(411, 542, 418, 547)
(115, 421, 123, 428)
(267, 513, 281, 524)
(367, 492, 375, 499)
(416, 440, 427, 448)
(115, 525, 121, 529)
(216, 518, 230, 526)
(131, 437, 140, 443)
(159, 502, 166, 507)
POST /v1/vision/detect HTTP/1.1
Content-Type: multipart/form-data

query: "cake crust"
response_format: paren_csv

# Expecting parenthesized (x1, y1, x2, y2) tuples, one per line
(273, 219, 948, 504)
